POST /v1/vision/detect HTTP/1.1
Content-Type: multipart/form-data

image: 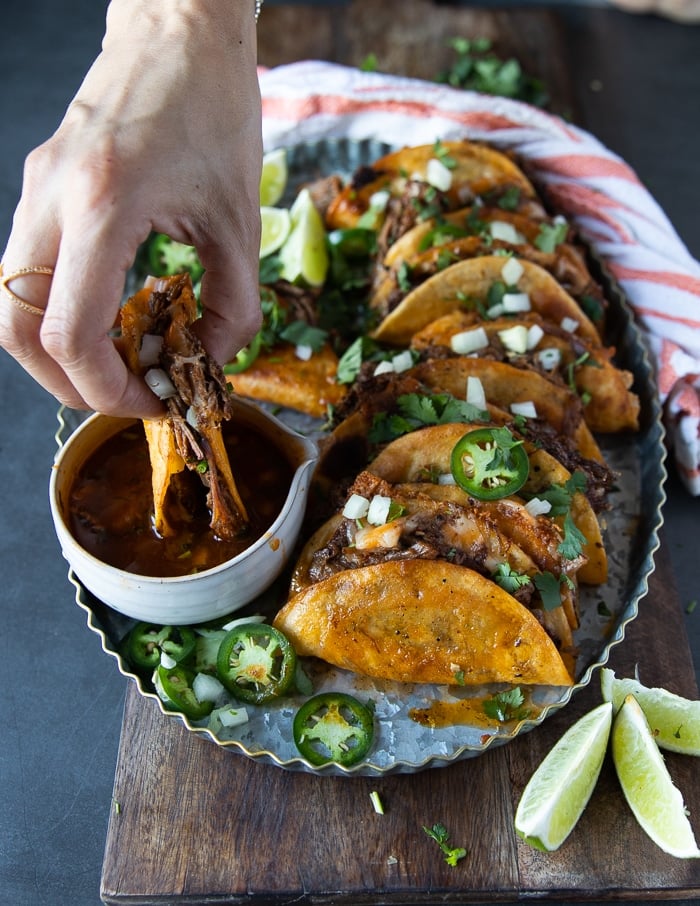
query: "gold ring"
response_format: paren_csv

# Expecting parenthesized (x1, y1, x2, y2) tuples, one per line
(0, 263, 54, 316)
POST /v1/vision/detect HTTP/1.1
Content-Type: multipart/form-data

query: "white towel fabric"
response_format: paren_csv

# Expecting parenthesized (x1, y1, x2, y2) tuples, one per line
(259, 61, 700, 494)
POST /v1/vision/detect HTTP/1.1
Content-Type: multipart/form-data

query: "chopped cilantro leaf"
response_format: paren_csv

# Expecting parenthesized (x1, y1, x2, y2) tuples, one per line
(492, 563, 532, 595)
(368, 392, 488, 445)
(433, 139, 457, 170)
(532, 571, 563, 610)
(423, 823, 467, 867)
(483, 686, 530, 722)
(557, 511, 588, 561)
(279, 320, 328, 352)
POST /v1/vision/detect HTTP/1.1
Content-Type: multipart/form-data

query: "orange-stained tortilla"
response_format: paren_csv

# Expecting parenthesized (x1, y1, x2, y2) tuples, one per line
(274, 559, 573, 687)
(411, 310, 639, 433)
(409, 356, 604, 464)
(228, 343, 346, 419)
(368, 421, 607, 586)
(371, 256, 601, 346)
(326, 141, 538, 230)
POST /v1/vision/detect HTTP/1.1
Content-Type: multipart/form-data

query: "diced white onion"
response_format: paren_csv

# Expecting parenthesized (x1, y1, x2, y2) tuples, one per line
(138, 334, 164, 368)
(489, 221, 526, 245)
(510, 400, 538, 419)
(367, 494, 392, 526)
(143, 276, 170, 292)
(221, 614, 266, 631)
(369, 189, 390, 211)
(466, 375, 487, 409)
(426, 157, 453, 192)
(526, 324, 545, 350)
(192, 672, 225, 703)
(450, 327, 489, 355)
(486, 303, 505, 320)
(501, 256, 525, 286)
(437, 472, 457, 485)
(144, 368, 177, 400)
(373, 360, 395, 376)
(185, 406, 199, 429)
(391, 350, 414, 373)
(536, 347, 562, 371)
(498, 325, 529, 355)
(343, 493, 370, 520)
(560, 316, 580, 333)
(160, 652, 177, 669)
(295, 344, 313, 361)
(209, 705, 249, 728)
(502, 292, 532, 313)
(525, 497, 553, 517)
(553, 214, 568, 226)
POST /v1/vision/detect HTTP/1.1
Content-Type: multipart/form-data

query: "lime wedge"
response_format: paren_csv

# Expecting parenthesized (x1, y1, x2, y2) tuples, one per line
(612, 694, 700, 858)
(259, 148, 288, 207)
(278, 188, 329, 287)
(515, 702, 612, 851)
(259, 206, 291, 259)
(601, 668, 700, 756)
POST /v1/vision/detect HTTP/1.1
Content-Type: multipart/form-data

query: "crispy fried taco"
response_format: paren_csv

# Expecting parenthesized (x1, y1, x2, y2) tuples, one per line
(120, 274, 248, 541)
(223, 284, 347, 419)
(411, 310, 639, 433)
(409, 356, 605, 463)
(371, 255, 602, 346)
(371, 206, 607, 329)
(291, 469, 580, 660)
(325, 140, 539, 235)
(367, 421, 607, 586)
(274, 559, 574, 687)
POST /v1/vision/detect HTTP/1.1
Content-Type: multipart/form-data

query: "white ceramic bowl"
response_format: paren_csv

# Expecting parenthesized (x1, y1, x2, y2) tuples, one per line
(49, 399, 318, 625)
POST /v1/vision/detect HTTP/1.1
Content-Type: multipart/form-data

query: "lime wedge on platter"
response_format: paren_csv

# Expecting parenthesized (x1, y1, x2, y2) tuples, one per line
(259, 147, 288, 207)
(259, 206, 291, 259)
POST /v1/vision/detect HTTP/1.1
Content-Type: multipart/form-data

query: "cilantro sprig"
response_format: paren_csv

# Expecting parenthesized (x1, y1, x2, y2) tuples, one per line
(369, 392, 488, 444)
(436, 37, 549, 108)
(423, 823, 467, 867)
(483, 686, 531, 722)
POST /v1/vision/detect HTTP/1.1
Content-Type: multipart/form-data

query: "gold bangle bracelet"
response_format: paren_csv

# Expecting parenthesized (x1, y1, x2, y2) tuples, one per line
(255, 0, 263, 21)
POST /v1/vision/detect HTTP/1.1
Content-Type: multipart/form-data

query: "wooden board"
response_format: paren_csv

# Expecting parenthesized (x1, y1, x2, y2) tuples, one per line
(101, 540, 700, 903)
(101, 3, 700, 901)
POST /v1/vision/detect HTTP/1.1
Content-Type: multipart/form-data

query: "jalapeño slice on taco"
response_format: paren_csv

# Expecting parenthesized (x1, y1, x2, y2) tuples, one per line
(367, 421, 607, 587)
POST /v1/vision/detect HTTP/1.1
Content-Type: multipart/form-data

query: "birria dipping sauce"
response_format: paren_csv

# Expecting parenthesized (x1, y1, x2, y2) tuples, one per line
(67, 421, 294, 577)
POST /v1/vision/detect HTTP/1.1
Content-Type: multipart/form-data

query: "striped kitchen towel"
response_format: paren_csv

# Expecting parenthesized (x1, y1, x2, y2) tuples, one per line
(259, 61, 700, 495)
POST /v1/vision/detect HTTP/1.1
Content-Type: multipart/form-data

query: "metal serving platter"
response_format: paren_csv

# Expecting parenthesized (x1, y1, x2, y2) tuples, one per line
(56, 137, 666, 776)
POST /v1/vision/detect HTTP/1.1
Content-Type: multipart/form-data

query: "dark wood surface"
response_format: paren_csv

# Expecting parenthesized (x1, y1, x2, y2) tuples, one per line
(100, 4, 700, 902)
(101, 541, 700, 903)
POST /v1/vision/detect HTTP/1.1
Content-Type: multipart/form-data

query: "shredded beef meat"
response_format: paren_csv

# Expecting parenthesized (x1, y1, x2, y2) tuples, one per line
(304, 174, 344, 220)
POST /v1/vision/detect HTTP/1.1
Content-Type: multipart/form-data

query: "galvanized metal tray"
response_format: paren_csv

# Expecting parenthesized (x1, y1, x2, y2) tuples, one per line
(56, 138, 666, 775)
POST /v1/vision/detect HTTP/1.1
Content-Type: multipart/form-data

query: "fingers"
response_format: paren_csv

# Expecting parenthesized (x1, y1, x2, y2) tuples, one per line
(1, 181, 163, 419)
(195, 221, 263, 365)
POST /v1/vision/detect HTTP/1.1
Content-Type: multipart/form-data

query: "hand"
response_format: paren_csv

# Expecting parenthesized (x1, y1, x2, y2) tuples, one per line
(0, 0, 262, 417)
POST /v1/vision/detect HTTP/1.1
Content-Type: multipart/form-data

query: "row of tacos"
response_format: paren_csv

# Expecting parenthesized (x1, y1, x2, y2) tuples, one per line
(232, 140, 641, 691)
